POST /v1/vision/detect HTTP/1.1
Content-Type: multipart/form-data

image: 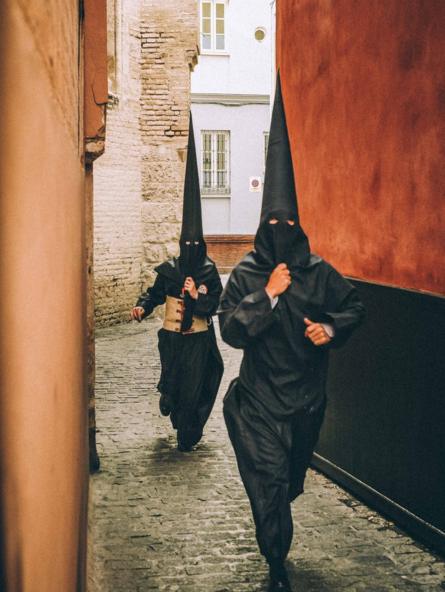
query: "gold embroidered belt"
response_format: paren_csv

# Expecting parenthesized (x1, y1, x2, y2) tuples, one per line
(163, 296, 208, 334)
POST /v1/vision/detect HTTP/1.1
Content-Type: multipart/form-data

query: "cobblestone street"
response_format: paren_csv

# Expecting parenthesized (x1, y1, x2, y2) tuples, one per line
(88, 320, 445, 592)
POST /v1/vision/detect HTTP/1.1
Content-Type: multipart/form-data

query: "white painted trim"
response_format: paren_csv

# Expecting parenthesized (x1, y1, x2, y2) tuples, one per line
(192, 93, 270, 105)
(200, 51, 231, 57)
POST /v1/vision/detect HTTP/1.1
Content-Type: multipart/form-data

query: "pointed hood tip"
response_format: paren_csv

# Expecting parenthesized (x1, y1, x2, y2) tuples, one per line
(180, 111, 204, 243)
(260, 70, 299, 223)
(254, 71, 311, 268)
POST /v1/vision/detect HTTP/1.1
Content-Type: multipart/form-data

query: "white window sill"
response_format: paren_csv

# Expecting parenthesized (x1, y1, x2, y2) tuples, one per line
(202, 193, 231, 199)
(200, 50, 230, 57)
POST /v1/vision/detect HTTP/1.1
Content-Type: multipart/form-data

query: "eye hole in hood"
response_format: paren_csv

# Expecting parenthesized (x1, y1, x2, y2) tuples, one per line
(255, 72, 310, 269)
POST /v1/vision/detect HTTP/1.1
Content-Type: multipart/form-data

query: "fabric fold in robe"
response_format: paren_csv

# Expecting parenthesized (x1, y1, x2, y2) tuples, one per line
(218, 254, 365, 561)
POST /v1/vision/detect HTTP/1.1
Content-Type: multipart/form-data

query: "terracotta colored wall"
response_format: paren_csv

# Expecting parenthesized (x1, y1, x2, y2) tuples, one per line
(84, 0, 108, 153)
(277, 0, 445, 295)
(84, 0, 108, 473)
(0, 1, 101, 589)
(205, 235, 255, 273)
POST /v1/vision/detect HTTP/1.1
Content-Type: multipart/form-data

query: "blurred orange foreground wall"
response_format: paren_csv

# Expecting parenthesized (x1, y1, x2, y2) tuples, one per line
(277, 0, 445, 295)
(0, 1, 107, 590)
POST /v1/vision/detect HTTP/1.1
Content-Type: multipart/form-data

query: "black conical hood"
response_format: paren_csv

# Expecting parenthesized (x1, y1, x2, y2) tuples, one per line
(261, 71, 300, 222)
(254, 71, 310, 268)
(180, 113, 204, 242)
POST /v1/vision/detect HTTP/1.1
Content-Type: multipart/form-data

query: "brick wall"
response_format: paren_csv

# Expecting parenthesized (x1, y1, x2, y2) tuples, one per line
(94, 0, 143, 326)
(205, 235, 255, 273)
(139, 0, 198, 290)
(94, 0, 198, 326)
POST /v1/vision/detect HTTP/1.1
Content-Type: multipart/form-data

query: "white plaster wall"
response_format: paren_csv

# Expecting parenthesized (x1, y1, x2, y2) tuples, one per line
(201, 197, 231, 234)
(192, 102, 271, 234)
(191, 0, 273, 95)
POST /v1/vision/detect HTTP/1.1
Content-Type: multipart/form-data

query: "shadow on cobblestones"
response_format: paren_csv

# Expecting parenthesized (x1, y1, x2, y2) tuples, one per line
(88, 320, 445, 592)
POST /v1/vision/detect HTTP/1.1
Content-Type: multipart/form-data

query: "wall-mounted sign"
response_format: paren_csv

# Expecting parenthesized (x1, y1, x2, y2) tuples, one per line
(249, 176, 262, 192)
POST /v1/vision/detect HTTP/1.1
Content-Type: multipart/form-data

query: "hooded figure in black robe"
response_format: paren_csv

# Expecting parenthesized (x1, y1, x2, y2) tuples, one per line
(132, 114, 224, 451)
(218, 73, 365, 591)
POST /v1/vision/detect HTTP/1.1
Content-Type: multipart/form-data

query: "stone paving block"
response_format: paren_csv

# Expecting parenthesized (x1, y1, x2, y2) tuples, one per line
(88, 320, 445, 591)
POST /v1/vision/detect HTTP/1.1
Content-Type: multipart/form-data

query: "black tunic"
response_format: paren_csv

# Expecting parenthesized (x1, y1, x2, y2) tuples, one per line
(218, 251, 365, 561)
(137, 257, 224, 447)
(219, 252, 365, 417)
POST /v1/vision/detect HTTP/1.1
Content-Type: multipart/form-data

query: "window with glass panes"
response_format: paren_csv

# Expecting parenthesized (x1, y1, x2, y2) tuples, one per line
(201, 131, 230, 195)
(201, 1, 226, 51)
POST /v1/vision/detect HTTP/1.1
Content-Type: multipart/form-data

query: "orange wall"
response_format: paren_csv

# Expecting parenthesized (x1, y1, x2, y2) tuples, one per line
(277, 0, 445, 295)
(0, 2, 88, 590)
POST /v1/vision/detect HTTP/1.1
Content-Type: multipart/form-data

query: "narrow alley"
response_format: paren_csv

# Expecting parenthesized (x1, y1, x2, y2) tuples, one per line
(88, 319, 445, 592)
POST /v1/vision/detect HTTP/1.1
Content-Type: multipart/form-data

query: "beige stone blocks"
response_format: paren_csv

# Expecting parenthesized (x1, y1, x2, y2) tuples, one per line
(94, 0, 198, 326)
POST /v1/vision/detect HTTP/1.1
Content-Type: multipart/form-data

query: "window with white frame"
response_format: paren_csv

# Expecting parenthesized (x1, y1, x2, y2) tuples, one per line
(201, 131, 230, 195)
(200, 0, 226, 52)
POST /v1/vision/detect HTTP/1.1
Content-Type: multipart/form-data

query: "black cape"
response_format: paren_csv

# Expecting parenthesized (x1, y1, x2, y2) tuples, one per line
(218, 251, 365, 561)
(217, 71, 365, 564)
(218, 252, 365, 418)
(137, 257, 224, 445)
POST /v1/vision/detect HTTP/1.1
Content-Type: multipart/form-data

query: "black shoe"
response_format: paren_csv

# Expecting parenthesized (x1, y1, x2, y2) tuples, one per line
(268, 576, 292, 592)
(177, 441, 193, 452)
(268, 564, 292, 592)
(159, 393, 171, 416)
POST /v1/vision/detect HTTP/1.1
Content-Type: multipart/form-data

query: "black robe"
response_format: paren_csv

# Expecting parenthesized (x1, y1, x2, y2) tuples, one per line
(218, 251, 365, 561)
(137, 257, 224, 448)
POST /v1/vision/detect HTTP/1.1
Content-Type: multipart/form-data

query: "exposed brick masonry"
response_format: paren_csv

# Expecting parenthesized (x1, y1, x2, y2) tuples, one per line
(94, 0, 143, 326)
(205, 235, 255, 273)
(94, 0, 198, 327)
(139, 0, 198, 292)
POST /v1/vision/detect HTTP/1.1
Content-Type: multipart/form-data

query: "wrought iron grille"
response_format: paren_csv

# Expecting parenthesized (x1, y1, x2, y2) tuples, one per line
(201, 130, 231, 196)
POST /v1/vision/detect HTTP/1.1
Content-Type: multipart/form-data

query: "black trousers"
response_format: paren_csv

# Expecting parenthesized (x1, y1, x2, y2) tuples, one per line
(157, 329, 209, 448)
(223, 380, 326, 563)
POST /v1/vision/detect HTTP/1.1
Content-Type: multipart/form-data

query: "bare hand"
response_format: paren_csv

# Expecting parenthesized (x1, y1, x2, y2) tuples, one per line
(304, 318, 332, 346)
(184, 277, 198, 300)
(131, 306, 145, 322)
(265, 263, 291, 298)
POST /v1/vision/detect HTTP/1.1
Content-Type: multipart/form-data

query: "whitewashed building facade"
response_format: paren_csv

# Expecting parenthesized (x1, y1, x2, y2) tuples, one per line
(191, 0, 274, 235)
